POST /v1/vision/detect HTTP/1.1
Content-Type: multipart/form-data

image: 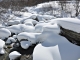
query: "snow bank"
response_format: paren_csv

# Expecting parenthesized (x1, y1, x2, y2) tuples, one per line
(33, 44, 61, 60)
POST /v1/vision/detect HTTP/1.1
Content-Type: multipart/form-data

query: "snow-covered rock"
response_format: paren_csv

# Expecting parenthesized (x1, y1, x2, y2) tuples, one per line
(17, 32, 41, 44)
(7, 20, 20, 26)
(20, 41, 31, 49)
(9, 51, 21, 60)
(24, 19, 38, 26)
(33, 44, 61, 60)
(43, 23, 60, 34)
(6, 37, 16, 44)
(12, 35, 17, 39)
(18, 24, 35, 33)
(37, 30, 80, 60)
(41, 15, 56, 20)
(35, 22, 50, 33)
(7, 25, 21, 34)
(37, 15, 46, 21)
(0, 39, 5, 54)
(0, 28, 11, 39)
(50, 18, 80, 33)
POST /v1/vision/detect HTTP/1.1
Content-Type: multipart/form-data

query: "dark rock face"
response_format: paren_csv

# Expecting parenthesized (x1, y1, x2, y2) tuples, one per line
(59, 26, 80, 46)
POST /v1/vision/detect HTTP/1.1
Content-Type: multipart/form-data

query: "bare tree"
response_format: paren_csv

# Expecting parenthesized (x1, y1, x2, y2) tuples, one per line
(75, 0, 80, 17)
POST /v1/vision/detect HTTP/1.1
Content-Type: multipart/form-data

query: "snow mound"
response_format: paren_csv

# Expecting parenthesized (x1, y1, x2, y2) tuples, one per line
(0, 28, 11, 39)
(9, 51, 21, 60)
(33, 44, 61, 60)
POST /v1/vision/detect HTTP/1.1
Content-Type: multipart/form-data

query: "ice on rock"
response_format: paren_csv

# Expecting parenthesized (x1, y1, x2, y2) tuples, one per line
(20, 41, 31, 49)
(33, 44, 61, 60)
(9, 51, 21, 60)
(0, 39, 5, 54)
(0, 28, 11, 39)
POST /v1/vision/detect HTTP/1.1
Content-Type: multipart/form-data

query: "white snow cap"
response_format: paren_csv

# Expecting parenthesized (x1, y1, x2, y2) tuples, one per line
(0, 28, 11, 39)
(20, 41, 31, 49)
(33, 44, 61, 60)
(0, 39, 5, 54)
(9, 51, 21, 60)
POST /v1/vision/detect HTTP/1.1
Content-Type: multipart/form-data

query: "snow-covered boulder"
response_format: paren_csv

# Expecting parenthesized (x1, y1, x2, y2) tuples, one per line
(17, 32, 41, 44)
(6, 37, 16, 44)
(24, 19, 38, 26)
(35, 22, 50, 33)
(20, 41, 31, 49)
(50, 18, 80, 33)
(28, 14, 37, 20)
(33, 44, 61, 60)
(42, 15, 56, 20)
(7, 25, 21, 34)
(9, 51, 21, 60)
(0, 39, 5, 54)
(36, 29, 80, 60)
(37, 15, 46, 21)
(18, 24, 35, 33)
(12, 35, 17, 39)
(43, 23, 60, 34)
(7, 20, 20, 26)
(24, 20, 33, 26)
(0, 28, 11, 39)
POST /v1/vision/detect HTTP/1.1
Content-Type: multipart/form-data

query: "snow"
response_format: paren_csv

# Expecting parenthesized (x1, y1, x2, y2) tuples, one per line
(35, 30, 80, 60)
(17, 32, 41, 44)
(0, 28, 11, 39)
(0, 1, 80, 60)
(33, 44, 61, 60)
(7, 20, 20, 26)
(6, 37, 16, 44)
(9, 51, 21, 60)
(50, 18, 80, 33)
(7, 25, 21, 34)
(0, 39, 5, 54)
(20, 41, 31, 49)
